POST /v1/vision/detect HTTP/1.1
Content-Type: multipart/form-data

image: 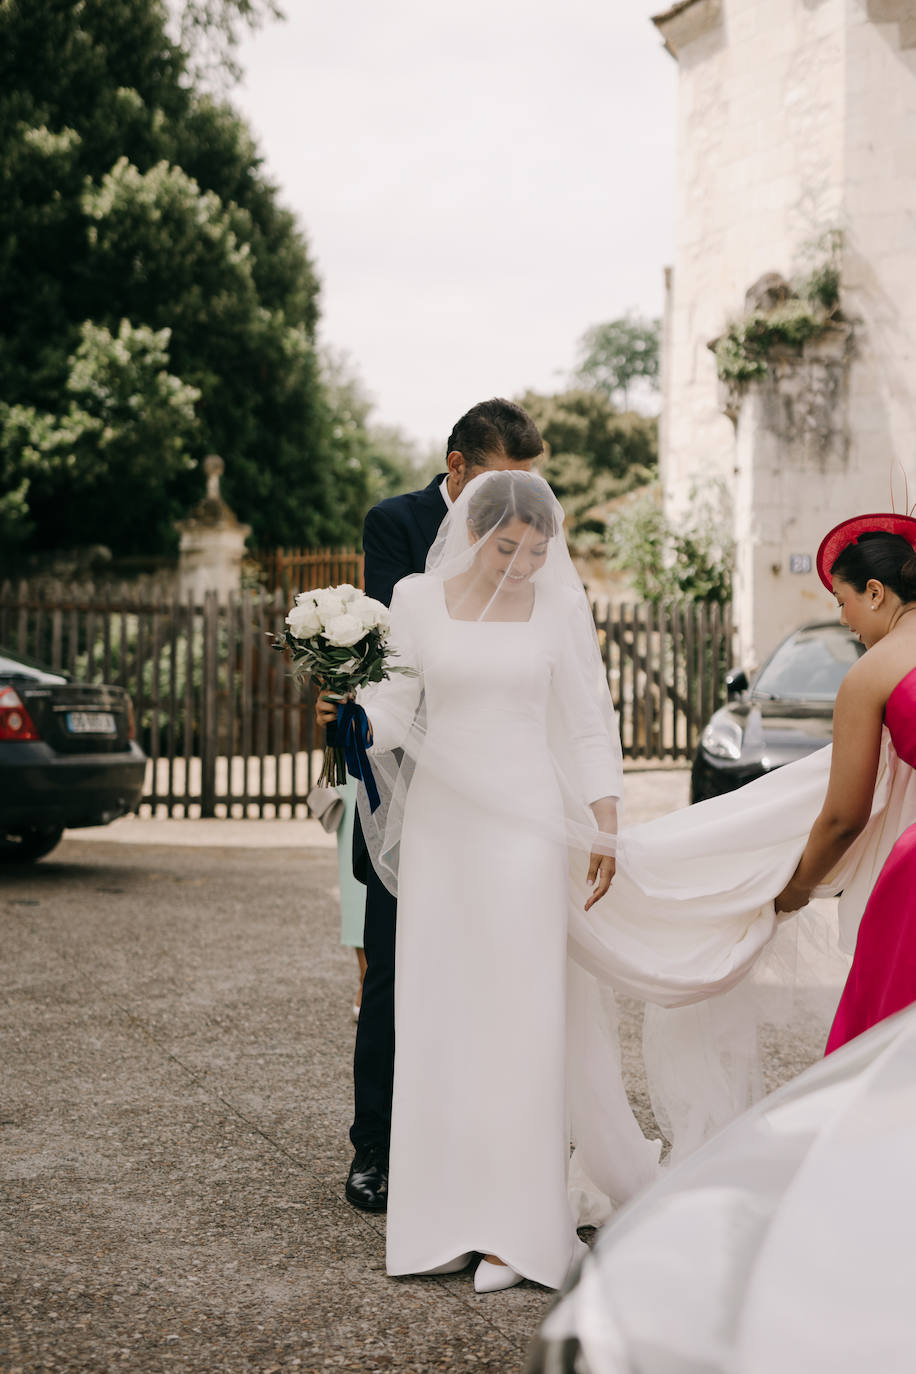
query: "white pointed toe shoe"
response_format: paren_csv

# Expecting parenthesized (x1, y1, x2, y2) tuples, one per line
(420, 1252, 473, 1275)
(474, 1258, 523, 1293)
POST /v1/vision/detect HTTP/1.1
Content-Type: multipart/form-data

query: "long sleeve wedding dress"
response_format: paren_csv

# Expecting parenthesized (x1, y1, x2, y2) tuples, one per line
(362, 573, 659, 1288)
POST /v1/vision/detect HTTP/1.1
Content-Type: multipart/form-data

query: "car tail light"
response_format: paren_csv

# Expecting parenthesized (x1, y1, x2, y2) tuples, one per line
(0, 685, 41, 741)
(126, 697, 136, 740)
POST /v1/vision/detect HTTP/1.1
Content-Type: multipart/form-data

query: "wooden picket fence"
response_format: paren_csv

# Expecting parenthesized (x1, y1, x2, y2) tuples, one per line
(0, 582, 318, 818)
(0, 581, 732, 817)
(596, 598, 733, 760)
(254, 547, 364, 596)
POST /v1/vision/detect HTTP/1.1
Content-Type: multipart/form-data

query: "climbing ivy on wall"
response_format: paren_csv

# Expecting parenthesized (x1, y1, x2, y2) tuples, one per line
(714, 231, 843, 384)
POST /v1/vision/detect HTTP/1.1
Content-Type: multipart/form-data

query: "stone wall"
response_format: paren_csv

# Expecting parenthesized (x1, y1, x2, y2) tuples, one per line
(655, 0, 916, 667)
(845, 7, 916, 493)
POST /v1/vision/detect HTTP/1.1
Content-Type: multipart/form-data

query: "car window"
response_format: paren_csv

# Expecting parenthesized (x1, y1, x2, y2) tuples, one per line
(0, 651, 67, 682)
(753, 626, 863, 701)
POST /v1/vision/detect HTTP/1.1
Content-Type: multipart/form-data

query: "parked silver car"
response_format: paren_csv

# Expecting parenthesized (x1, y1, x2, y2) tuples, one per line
(690, 621, 863, 802)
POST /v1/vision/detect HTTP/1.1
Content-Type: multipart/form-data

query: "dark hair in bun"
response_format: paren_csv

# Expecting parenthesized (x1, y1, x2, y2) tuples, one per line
(466, 471, 560, 540)
(831, 531, 916, 602)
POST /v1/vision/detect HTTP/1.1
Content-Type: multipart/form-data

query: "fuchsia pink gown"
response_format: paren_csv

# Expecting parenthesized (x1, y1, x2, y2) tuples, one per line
(825, 664, 916, 1054)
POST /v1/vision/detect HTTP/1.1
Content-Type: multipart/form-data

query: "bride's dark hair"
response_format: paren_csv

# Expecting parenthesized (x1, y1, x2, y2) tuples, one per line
(831, 531, 916, 602)
(466, 471, 560, 540)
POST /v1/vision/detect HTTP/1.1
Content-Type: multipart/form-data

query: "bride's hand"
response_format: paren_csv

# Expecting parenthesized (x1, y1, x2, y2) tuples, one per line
(315, 689, 344, 727)
(585, 853, 615, 911)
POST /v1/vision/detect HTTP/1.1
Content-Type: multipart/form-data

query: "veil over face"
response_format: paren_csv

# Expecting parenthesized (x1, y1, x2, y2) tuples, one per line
(355, 469, 625, 897)
(426, 469, 576, 615)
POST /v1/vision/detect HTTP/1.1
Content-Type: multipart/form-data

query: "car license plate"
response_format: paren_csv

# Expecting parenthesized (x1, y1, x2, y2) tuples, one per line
(66, 711, 117, 735)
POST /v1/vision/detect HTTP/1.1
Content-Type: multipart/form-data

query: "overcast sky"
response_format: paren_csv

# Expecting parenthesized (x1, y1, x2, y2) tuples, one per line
(233, 1, 677, 450)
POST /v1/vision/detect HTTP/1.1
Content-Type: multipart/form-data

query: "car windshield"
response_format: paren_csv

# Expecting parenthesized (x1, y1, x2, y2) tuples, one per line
(753, 625, 862, 702)
(0, 647, 67, 682)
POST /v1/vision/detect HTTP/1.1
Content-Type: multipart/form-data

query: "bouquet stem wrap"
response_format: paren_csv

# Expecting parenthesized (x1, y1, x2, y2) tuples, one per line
(337, 701, 381, 812)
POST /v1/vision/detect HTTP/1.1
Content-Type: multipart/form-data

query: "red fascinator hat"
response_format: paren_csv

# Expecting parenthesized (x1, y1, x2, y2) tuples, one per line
(817, 513, 916, 590)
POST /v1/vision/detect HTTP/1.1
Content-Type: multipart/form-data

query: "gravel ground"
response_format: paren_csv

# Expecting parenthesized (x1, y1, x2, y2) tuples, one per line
(1, 769, 838, 1373)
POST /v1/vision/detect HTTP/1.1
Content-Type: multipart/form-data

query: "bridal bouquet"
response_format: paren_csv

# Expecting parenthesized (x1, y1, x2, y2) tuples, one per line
(274, 583, 409, 799)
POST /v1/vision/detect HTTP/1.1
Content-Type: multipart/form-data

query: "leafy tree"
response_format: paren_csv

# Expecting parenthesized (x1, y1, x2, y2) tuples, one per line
(2, 320, 200, 554)
(0, 0, 365, 568)
(605, 485, 733, 604)
(574, 314, 661, 409)
(366, 424, 440, 502)
(321, 350, 437, 521)
(518, 388, 657, 553)
(178, 0, 285, 86)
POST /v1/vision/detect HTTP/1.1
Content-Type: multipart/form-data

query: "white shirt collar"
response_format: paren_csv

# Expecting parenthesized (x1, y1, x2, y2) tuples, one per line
(439, 474, 454, 510)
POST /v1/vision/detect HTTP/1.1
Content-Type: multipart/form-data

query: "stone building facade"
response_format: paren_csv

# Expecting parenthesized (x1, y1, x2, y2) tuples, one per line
(654, 0, 916, 665)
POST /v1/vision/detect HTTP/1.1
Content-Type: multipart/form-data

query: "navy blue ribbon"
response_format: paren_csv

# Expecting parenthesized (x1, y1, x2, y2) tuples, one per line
(337, 700, 381, 813)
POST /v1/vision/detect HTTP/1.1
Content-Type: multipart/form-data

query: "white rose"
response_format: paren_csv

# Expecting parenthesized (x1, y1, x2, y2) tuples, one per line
(335, 583, 359, 603)
(311, 587, 347, 623)
(286, 601, 322, 638)
(323, 612, 366, 648)
(352, 595, 390, 631)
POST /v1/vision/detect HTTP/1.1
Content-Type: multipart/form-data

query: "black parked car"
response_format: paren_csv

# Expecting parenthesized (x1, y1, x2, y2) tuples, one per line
(0, 648, 146, 862)
(690, 621, 864, 803)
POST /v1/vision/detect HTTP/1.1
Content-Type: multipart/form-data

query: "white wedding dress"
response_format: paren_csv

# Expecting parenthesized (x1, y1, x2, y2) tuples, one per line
(361, 574, 659, 1289)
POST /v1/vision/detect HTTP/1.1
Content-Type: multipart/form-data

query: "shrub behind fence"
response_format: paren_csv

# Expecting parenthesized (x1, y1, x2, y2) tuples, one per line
(0, 581, 732, 816)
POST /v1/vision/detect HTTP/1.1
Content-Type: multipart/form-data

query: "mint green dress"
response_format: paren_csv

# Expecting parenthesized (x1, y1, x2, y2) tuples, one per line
(337, 778, 367, 948)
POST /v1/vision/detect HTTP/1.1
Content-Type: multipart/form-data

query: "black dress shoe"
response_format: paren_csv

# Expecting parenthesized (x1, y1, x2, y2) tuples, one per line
(346, 1144, 388, 1212)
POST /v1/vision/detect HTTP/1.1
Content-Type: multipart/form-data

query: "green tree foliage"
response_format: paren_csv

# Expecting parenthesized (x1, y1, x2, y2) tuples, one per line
(518, 389, 657, 554)
(179, 0, 285, 86)
(0, 0, 361, 567)
(4, 320, 200, 553)
(605, 485, 733, 604)
(574, 313, 661, 409)
(321, 350, 433, 520)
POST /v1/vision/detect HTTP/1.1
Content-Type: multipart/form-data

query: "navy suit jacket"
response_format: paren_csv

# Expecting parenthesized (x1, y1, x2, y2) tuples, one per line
(352, 474, 448, 882)
(362, 474, 449, 608)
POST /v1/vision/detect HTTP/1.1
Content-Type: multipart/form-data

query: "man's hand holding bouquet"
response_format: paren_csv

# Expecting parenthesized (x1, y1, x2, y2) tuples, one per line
(274, 584, 411, 808)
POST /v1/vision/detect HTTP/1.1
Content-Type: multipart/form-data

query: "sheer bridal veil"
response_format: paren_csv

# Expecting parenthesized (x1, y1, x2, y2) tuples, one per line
(355, 468, 625, 899)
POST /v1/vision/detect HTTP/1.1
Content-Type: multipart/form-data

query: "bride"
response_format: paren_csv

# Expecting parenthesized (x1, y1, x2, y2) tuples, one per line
(318, 469, 660, 1292)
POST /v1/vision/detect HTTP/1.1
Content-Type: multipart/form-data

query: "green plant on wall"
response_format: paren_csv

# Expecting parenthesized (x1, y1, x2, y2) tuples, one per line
(714, 230, 844, 384)
(799, 227, 843, 312)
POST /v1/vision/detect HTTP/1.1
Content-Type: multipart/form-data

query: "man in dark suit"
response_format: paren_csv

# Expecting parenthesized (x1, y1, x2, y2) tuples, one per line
(345, 397, 544, 1212)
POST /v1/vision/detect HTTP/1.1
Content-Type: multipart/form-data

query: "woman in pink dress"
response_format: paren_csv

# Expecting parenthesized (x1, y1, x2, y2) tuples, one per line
(775, 512, 916, 1052)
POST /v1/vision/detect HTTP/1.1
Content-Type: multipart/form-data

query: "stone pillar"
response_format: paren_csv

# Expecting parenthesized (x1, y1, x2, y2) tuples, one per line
(726, 321, 862, 667)
(176, 456, 252, 603)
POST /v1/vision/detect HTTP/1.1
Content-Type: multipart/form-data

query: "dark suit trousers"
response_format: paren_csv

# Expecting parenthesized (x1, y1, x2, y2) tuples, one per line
(348, 475, 446, 1154)
(349, 856, 397, 1151)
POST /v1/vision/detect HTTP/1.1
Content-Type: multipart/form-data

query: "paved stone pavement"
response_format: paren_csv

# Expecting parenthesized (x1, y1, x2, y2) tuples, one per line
(1, 768, 836, 1373)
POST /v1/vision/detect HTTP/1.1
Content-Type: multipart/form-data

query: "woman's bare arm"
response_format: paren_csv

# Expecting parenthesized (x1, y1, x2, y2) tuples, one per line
(774, 664, 885, 912)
